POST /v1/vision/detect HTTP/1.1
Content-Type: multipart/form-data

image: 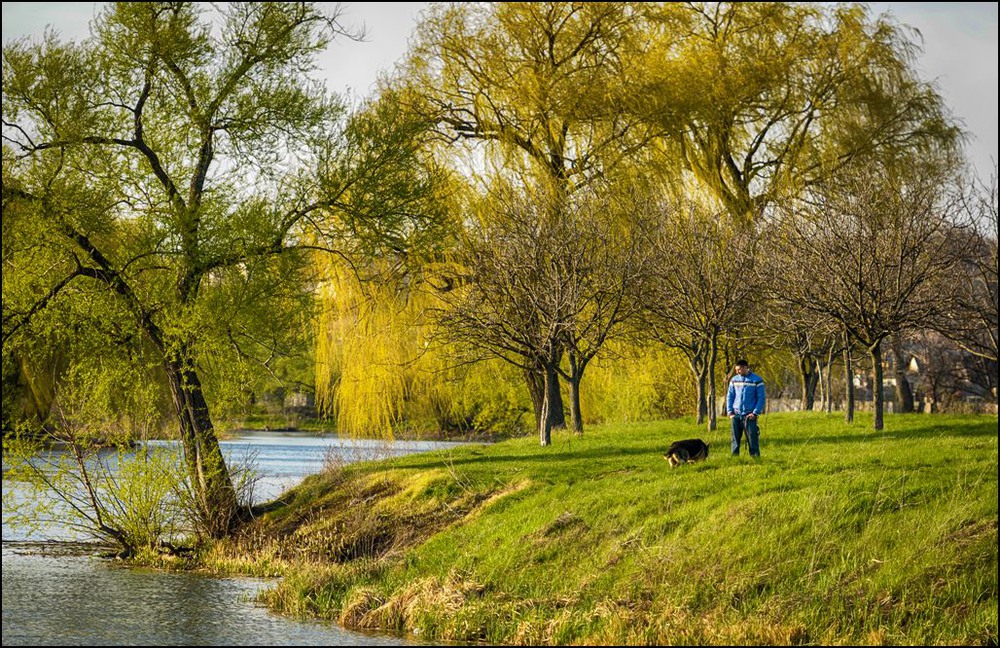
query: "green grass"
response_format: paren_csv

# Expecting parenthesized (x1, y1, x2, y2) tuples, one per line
(223, 412, 998, 645)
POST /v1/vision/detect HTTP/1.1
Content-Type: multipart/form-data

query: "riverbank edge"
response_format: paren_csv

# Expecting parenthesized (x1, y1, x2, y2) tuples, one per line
(188, 413, 997, 646)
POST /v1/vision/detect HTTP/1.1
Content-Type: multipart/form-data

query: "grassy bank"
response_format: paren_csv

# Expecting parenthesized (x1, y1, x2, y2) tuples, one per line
(211, 412, 998, 645)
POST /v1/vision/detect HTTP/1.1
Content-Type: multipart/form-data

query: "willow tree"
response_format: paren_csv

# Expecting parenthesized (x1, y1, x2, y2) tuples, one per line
(406, 2, 651, 187)
(2, 3, 440, 537)
(640, 2, 964, 224)
(402, 2, 655, 434)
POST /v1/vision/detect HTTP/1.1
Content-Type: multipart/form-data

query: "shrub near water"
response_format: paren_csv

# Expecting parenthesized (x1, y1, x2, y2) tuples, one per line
(252, 413, 998, 645)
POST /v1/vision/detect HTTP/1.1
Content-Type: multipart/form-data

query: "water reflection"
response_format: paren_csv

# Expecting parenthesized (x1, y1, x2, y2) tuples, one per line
(1, 544, 414, 646)
(2, 431, 467, 646)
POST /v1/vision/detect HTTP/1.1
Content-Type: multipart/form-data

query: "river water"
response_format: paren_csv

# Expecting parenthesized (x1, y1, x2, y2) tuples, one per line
(2, 431, 468, 646)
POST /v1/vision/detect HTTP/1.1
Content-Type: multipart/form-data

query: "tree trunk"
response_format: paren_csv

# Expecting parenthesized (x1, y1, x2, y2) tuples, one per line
(798, 352, 818, 411)
(164, 360, 241, 538)
(549, 374, 567, 430)
(870, 341, 885, 431)
(568, 375, 583, 434)
(695, 369, 707, 425)
(706, 331, 718, 432)
(538, 363, 560, 446)
(525, 369, 544, 427)
(527, 361, 566, 433)
(685, 342, 709, 425)
(844, 332, 855, 423)
(538, 390, 552, 447)
(817, 357, 827, 412)
(567, 351, 584, 434)
(824, 345, 836, 413)
(892, 333, 914, 413)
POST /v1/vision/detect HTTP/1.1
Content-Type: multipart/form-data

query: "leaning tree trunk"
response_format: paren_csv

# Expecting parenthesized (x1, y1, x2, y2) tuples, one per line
(139, 299, 241, 538)
(870, 341, 885, 431)
(164, 359, 241, 538)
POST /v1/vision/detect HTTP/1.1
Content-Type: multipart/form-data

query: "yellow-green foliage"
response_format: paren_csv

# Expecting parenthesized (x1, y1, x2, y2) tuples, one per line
(314, 254, 707, 436)
(580, 342, 695, 423)
(314, 260, 412, 436)
(406, 357, 532, 436)
(313, 211, 797, 436)
(314, 257, 531, 437)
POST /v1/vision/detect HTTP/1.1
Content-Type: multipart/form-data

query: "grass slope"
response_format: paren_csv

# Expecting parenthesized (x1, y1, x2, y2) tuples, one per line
(215, 412, 998, 645)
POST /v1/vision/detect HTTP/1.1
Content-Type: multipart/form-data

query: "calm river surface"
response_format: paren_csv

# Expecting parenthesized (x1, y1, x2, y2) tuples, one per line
(2, 431, 469, 646)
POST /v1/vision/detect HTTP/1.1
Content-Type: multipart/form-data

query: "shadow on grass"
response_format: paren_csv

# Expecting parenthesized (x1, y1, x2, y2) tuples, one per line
(400, 444, 670, 471)
(754, 416, 998, 448)
(397, 417, 997, 470)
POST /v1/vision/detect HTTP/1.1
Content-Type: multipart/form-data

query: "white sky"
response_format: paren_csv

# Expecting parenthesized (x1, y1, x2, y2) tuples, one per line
(2, 1, 997, 180)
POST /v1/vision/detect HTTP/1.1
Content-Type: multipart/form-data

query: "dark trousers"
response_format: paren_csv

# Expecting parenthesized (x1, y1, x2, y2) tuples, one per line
(731, 415, 760, 456)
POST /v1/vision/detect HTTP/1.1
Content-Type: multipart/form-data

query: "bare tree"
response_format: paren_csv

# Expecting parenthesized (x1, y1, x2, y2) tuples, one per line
(937, 169, 999, 370)
(436, 185, 645, 445)
(641, 198, 756, 432)
(760, 304, 841, 412)
(556, 191, 650, 433)
(766, 160, 971, 430)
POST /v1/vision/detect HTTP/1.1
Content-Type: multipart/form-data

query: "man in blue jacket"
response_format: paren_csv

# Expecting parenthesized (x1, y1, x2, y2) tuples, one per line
(727, 359, 766, 457)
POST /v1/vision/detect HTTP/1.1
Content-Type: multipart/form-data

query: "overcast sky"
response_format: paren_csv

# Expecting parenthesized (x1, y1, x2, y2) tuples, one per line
(3, 2, 996, 179)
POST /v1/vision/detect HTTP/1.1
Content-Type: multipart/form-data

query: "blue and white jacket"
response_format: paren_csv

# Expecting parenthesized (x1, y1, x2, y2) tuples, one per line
(727, 371, 766, 416)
